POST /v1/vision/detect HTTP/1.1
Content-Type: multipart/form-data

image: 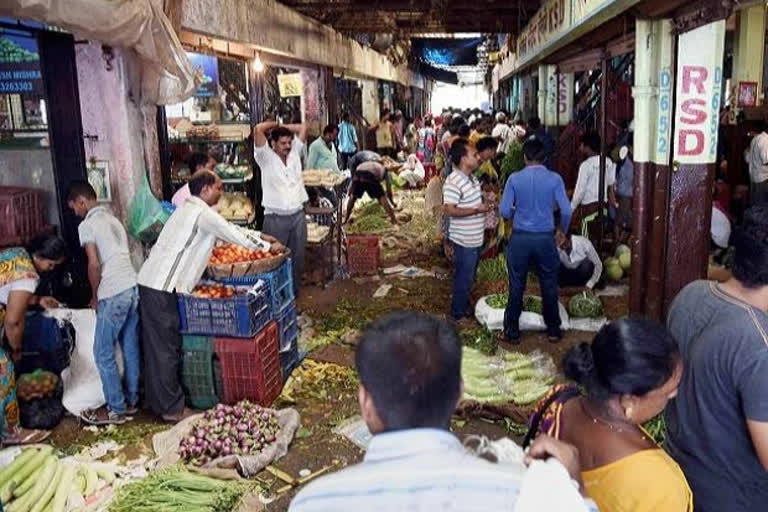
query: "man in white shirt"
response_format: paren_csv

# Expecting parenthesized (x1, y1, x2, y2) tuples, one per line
(571, 132, 617, 237)
(491, 112, 514, 154)
(289, 312, 596, 512)
(746, 122, 768, 205)
(254, 122, 308, 294)
(556, 231, 603, 289)
(137, 171, 279, 422)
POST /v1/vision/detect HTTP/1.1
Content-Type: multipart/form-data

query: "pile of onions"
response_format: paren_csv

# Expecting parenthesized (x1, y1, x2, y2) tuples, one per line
(178, 401, 280, 466)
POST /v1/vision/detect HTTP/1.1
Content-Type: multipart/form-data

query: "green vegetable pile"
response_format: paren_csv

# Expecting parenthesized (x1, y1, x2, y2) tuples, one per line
(0, 446, 119, 512)
(523, 295, 543, 314)
(500, 140, 525, 184)
(462, 347, 556, 405)
(567, 291, 604, 318)
(110, 466, 250, 512)
(642, 414, 666, 445)
(477, 254, 507, 282)
(460, 327, 498, 355)
(486, 294, 507, 309)
(346, 201, 391, 234)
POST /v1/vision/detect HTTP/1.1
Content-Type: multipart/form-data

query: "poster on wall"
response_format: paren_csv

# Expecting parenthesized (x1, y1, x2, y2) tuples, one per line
(278, 73, 303, 97)
(87, 160, 111, 202)
(737, 81, 758, 108)
(0, 32, 43, 95)
(673, 20, 725, 165)
(186, 52, 218, 98)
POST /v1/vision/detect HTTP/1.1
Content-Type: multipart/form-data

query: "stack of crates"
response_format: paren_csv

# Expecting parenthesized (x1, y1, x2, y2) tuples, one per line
(214, 258, 302, 381)
(178, 278, 282, 407)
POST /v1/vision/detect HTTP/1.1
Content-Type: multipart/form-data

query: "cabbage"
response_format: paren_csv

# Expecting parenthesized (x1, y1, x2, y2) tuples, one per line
(605, 261, 624, 281)
(567, 291, 604, 318)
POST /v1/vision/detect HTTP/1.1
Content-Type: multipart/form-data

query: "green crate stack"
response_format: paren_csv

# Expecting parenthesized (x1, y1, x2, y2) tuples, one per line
(181, 336, 220, 409)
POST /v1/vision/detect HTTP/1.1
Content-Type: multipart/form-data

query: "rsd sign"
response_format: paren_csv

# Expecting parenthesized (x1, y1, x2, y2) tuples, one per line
(673, 21, 725, 164)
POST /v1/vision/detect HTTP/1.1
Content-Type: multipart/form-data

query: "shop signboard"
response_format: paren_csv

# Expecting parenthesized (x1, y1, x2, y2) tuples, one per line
(557, 72, 573, 125)
(186, 52, 219, 98)
(517, 0, 570, 61)
(0, 33, 43, 95)
(571, 0, 603, 25)
(673, 21, 725, 164)
(278, 73, 303, 97)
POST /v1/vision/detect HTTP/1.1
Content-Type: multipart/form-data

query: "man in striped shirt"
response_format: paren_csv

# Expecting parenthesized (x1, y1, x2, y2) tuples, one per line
(289, 312, 595, 512)
(443, 138, 488, 319)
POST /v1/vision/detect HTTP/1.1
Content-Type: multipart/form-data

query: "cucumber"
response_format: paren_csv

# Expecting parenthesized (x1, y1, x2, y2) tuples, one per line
(7, 456, 57, 512)
(50, 464, 76, 512)
(30, 463, 63, 512)
(12, 452, 54, 498)
(1, 481, 16, 504)
(93, 466, 116, 485)
(83, 464, 98, 497)
(0, 449, 37, 488)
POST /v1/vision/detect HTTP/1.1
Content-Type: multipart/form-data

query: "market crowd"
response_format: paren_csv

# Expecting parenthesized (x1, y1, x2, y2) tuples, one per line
(0, 104, 765, 512)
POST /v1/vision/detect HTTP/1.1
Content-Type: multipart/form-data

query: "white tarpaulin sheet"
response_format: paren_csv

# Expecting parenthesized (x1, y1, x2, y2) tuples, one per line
(0, 0, 197, 104)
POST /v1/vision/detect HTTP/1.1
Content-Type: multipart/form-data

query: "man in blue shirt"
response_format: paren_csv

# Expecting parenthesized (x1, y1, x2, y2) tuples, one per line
(306, 124, 340, 172)
(337, 112, 358, 170)
(500, 138, 572, 343)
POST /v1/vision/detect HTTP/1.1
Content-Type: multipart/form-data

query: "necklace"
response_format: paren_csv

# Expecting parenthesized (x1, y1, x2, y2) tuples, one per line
(580, 399, 648, 441)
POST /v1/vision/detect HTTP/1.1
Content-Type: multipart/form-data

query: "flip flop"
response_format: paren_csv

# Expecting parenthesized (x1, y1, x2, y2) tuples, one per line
(80, 407, 126, 426)
(3, 428, 50, 445)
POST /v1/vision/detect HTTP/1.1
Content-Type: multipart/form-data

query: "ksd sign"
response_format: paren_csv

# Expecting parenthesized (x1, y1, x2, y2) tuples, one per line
(673, 21, 725, 164)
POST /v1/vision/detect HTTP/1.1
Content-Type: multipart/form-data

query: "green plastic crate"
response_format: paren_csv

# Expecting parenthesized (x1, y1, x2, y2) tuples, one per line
(181, 336, 220, 409)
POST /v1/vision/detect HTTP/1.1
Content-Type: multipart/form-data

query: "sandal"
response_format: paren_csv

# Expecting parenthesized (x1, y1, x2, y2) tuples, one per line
(3, 428, 51, 445)
(80, 406, 126, 426)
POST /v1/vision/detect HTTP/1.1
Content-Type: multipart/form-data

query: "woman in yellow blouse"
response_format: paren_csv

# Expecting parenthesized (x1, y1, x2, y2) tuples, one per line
(529, 318, 692, 512)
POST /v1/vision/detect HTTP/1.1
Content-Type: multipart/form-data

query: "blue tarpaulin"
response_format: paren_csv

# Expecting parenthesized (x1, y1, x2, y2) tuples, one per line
(411, 37, 482, 67)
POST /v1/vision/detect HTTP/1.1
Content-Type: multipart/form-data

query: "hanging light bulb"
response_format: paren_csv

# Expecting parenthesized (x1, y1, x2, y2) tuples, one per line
(252, 52, 264, 73)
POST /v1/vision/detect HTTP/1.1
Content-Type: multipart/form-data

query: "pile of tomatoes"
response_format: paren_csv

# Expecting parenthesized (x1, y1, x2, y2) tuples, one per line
(209, 243, 271, 265)
(192, 284, 237, 299)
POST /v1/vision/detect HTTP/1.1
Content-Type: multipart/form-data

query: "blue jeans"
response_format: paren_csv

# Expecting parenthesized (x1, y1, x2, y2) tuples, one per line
(504, 231, 561, 338)
(94, 286, 140, 415)
(451, 241, 481, 319)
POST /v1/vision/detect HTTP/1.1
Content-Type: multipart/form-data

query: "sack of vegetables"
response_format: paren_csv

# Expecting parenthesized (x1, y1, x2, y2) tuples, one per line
(19, 375, 64, 430)
(17, 370, 59, 401)
(153, 401, 301, 477)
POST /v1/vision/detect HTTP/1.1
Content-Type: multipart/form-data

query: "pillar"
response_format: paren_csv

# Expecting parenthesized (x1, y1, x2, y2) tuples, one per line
(537, 64, 552, 123)
(630, 19, 726, 320)
(629, 18, 674, 318)
(732, 4, 766, 109)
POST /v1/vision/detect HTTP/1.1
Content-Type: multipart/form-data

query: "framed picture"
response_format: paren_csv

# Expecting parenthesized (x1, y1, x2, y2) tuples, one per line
(87, 160, 111, 202)
(738, 81, 758, 108)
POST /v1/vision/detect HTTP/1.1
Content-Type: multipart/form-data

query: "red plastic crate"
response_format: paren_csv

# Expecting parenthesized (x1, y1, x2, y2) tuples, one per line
(214, 321, 282, 406)
(346, 235, 379, 276)
(0, 187, 45, 247)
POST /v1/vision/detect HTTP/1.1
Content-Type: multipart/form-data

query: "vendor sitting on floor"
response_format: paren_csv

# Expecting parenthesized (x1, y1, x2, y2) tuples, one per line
(0, 235, 67, 445)
(556, 230, 603, 289)
(398, 154, 426, 188)
(344, 150, 397, 225)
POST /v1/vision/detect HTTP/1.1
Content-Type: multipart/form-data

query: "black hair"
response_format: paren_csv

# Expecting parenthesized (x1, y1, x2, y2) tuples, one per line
(381, 108, 391, 119)
(27, 235, 68, 262)
(269, 126, 293, 143)
(457, 124, 471, 138)
(189, 170, 218, 197)
(450, 138, 471, 166)
(342, 111, 350, 121)
(355, 312, 462, 431)
(732, 206, 768, 287)
(186, 152, 211, 173)
(528, 117, 542, 130)
(563, 318, 679, 401)
(67, 180, 97, 202)
(580, 132, 601, 154)
(323, 124, 338, 136)
(476, 136, 499, 153)
(523, 137, 546, 162)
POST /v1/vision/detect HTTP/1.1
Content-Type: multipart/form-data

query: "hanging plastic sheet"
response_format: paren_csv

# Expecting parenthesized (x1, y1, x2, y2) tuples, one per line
(0, 0, 198, 105)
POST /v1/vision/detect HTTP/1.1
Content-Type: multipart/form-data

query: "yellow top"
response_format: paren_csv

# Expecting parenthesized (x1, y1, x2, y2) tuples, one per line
(375, 122, 394, 149)
(582, 448, 693, 512)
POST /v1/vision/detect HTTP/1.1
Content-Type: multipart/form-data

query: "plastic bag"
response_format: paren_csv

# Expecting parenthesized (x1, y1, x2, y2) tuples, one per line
(128, 175, 170, 243)
(474, 295, 570, 331)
